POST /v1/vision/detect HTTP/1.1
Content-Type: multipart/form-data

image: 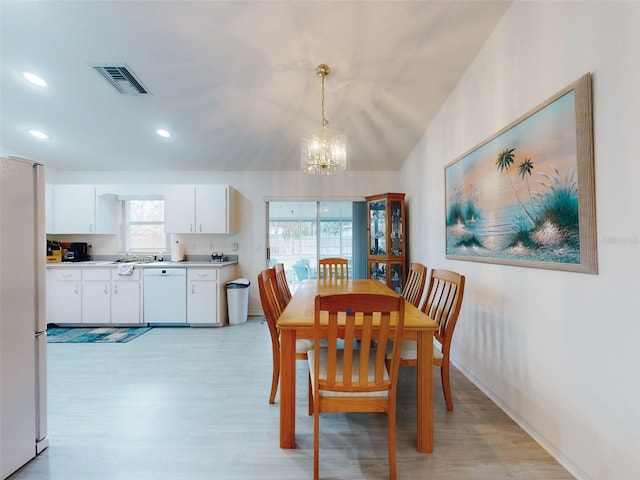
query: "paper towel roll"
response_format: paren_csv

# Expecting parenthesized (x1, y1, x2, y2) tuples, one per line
(171, 240, 184, 262)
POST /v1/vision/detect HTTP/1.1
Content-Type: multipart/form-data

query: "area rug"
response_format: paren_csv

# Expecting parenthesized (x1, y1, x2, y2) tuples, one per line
(46, 326, 152, 344)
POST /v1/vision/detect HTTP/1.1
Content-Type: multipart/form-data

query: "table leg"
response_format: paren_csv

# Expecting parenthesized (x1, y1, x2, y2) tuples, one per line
(280, 329, 296, 448)
(416, 330, 434, 452)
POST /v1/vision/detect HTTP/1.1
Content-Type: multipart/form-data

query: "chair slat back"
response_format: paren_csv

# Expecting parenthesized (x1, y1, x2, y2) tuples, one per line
(314, 293, 405, 394)
(258, 269, 283, 336)
(402, 262, 427, 308)
(423, 269, 465, 348)
(275, 263, 292, 305)
(319, 257, 349, 280)
(258, 268, 286, 405)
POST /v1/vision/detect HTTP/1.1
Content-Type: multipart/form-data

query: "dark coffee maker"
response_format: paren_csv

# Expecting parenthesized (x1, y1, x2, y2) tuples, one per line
(65, 242, 88, 262)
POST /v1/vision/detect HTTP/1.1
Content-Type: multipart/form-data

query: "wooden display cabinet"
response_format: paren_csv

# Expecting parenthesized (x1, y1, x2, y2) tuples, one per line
(365, 192, 406, 294)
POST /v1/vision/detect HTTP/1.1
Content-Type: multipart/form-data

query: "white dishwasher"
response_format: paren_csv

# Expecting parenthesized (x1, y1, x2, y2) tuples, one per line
(143, 268, 187, 324)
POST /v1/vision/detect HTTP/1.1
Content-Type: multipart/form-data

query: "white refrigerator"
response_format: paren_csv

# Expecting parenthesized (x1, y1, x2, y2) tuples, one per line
(0, 156, 48, 479)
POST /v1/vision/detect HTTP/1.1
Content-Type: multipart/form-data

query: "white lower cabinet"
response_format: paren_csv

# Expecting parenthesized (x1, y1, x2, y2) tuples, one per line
(111, 269, 141, 324)
(47, 264, 235, 326)
(187, 269, 218, 325)
(47, 267, 141, 325)
(47, 269, 82, 325)
(81, 268, 141, 324)
(82, 269, 111, 324)
(187, 266, 237, 326)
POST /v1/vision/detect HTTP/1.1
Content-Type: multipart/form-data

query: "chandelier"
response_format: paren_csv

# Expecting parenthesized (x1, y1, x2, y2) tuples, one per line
(301, 64, 346, 175)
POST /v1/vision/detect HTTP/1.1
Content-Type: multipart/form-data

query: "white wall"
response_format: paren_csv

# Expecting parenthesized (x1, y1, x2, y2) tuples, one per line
(48, 169, 400, 314)
(400, 2, 640, 479)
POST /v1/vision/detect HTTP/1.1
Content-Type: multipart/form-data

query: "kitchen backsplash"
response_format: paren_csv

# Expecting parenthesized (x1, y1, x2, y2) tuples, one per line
(46, 233, 241, 260)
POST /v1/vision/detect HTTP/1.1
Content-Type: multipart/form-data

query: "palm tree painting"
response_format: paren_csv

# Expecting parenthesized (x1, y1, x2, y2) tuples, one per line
(444, 74, 597, 274)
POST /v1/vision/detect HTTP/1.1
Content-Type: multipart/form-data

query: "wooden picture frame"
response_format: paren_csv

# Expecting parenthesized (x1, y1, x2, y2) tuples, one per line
(444, 73, 597, 273)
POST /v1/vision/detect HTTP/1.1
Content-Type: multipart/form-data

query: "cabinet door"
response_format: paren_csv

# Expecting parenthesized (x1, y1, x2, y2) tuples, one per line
(47, 271, 82, 324)
(111, 280, 141, 324)
(187, 269, 218, 324)
(368, 261, 405, 294)
(95, 193, 118, 234)
(164, 186, 196, 233)
(195, 186, 228, 234)
(82, 272, 111, 324)
(111, 269, 141, 324)
(368, 198, 387, 256)
(53, 185, 96, 234)
(187, 280, 218, 324)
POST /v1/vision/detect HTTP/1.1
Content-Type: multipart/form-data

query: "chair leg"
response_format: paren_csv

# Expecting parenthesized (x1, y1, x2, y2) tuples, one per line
(313, 401, 320, 480)
(269, 345, 280, 404)
(441, 360, 454, 411)
(308, 371, 313, 416)
(387, 408, 397, 480)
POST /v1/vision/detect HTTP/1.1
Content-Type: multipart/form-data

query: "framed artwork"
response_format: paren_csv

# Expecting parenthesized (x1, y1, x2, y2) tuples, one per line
(444, 73, 597, 273)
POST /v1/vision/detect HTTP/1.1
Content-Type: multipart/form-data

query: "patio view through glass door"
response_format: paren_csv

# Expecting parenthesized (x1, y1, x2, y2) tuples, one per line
(267, 201, 359, 292)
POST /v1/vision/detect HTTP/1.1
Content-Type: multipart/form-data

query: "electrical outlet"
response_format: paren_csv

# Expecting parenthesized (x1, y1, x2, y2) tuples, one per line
(232, 242, 238, 251)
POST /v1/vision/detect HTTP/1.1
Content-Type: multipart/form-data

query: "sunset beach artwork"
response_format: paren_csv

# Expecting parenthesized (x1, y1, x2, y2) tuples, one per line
(445, 74, 597, 273)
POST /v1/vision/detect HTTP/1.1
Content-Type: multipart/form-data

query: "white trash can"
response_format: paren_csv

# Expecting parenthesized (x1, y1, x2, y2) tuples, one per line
(226, 278, 250, 325)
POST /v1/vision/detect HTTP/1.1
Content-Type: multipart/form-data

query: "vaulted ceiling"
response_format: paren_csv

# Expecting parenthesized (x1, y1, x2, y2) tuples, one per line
(0, 1, 510, 172)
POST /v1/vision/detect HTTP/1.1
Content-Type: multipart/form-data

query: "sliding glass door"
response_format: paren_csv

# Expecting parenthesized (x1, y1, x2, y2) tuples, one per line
(267, 201, 364, 291)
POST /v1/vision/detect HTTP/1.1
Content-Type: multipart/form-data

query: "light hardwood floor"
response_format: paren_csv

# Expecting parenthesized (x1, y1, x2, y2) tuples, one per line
(10, 318, 574, 480)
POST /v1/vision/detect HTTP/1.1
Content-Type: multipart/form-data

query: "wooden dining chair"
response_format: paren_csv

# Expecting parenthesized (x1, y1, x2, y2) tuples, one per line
(318, 257, 349, 280)
(390, 268, 465, 411)
(309, 293, 405, 480)
(274, 263, 292, 306)
(257, 268, 313, 404)
(402, 262, 427, 308)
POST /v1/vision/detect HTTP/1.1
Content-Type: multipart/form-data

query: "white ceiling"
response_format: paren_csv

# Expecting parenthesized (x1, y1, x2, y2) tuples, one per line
(0, 1, 510, 172)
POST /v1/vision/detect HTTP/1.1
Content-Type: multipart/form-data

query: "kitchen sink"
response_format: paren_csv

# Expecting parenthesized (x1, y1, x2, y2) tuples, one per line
(78, 261, 116, 265)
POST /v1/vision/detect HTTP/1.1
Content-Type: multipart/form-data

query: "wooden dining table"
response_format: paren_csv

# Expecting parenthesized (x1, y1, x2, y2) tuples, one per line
(276, 278, 438, 453)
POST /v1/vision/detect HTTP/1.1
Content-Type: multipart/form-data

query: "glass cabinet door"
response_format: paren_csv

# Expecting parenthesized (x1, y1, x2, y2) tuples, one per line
(389, 262, 404, 294)
(369, 199, 386, 256)
(389, 200, 403, 256)
(368, 261, 405, 294)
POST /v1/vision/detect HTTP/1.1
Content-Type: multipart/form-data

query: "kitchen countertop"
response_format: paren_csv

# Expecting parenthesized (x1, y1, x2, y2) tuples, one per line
(46, 260, 238, 268)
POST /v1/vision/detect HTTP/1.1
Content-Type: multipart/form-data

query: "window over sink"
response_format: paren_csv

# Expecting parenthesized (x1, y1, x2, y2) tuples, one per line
(124, 199, 168, 252)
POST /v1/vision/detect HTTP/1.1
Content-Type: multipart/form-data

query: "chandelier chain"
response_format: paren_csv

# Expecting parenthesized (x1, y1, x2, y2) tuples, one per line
(321, 73, 328, 128)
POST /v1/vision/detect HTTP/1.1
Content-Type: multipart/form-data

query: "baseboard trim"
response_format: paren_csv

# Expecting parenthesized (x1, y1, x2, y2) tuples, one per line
(451, 358, 588, 480)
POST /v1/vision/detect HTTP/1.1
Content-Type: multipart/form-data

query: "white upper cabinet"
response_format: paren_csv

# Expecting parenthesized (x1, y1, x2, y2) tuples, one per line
(45, 183, 54, 234)
(49, 185, 118, 234)
(165, 185, 233, 234)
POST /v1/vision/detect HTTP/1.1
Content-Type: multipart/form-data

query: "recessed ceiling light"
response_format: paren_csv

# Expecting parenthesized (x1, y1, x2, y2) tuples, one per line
(156, 129, 171, 138)
(28, 129, 49, 140)
(23, 72, 47, 87)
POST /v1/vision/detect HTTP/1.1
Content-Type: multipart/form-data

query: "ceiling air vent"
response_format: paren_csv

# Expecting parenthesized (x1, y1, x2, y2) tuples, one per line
(93, 64, 149, 95)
